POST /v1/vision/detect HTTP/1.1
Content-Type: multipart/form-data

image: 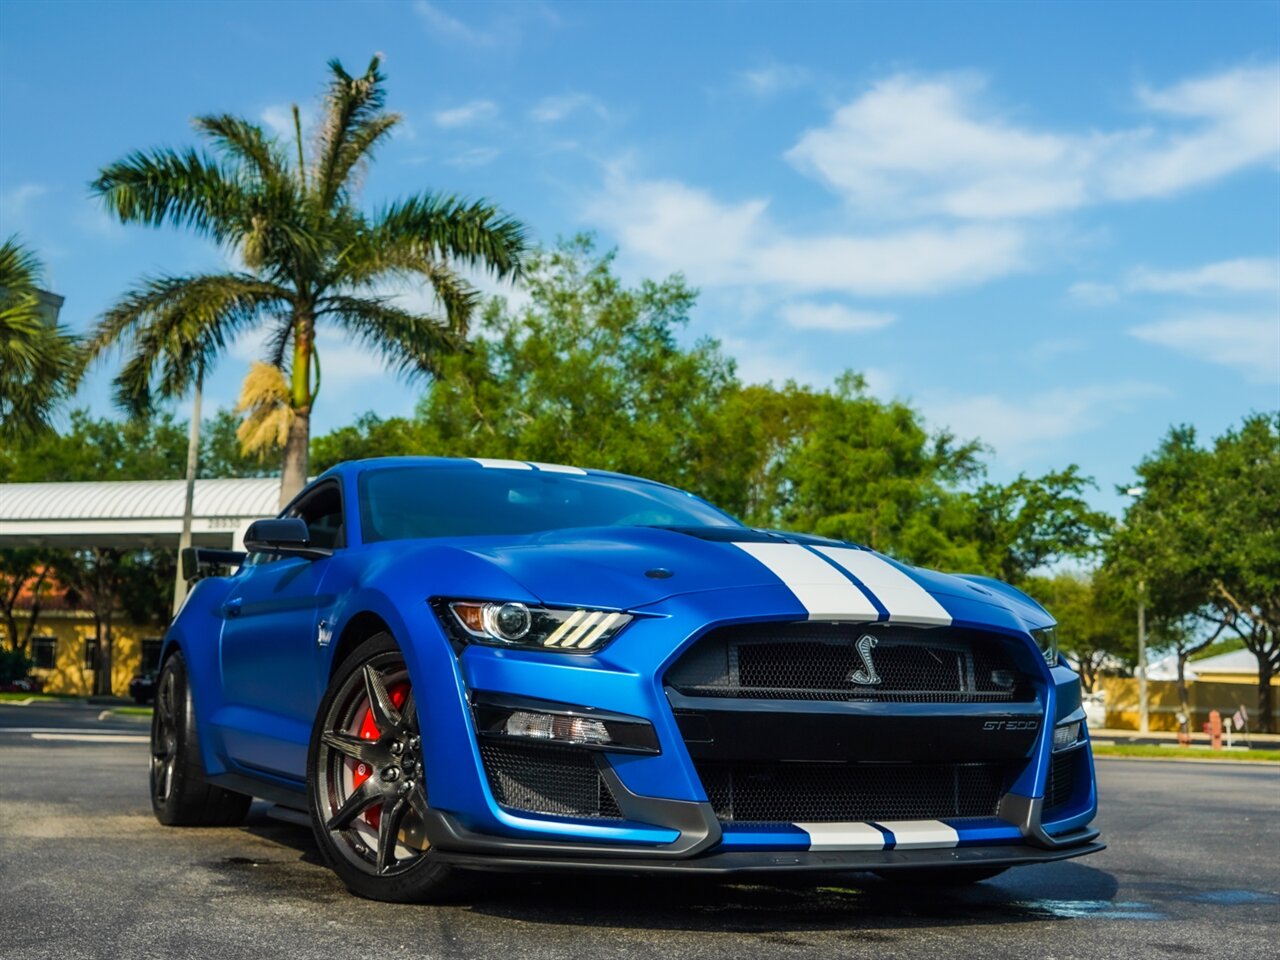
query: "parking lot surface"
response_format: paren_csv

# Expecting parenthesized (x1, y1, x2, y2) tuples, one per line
(1, 702, 1276, 959)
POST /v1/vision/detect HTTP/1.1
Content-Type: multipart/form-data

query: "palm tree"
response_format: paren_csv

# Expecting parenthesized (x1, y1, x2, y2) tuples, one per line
(87, 57, 526, 504)
(0, 237, 81, 442)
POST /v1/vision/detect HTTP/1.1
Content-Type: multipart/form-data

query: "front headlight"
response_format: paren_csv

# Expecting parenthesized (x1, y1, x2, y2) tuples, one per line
(1031, 625, 1058, 665)
(434, 598, 632, 653)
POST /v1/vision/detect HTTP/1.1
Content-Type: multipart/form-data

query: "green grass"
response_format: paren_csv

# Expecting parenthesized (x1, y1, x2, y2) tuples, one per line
(0, 692, 79, 702)
(1093, 743, 1280, 762)
(109, 706, 154, 717)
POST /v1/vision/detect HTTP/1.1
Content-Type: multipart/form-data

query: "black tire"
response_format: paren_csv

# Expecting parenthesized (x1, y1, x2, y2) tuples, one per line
(874, 866, 1010, 886)
(150, 651, 252, 826)
(307, 632, 459, 902)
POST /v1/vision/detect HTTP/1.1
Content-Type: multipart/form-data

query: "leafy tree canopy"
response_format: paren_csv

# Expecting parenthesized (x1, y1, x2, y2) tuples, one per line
(312, 236, 1108, 586)
(1107, 413, 1280, 728)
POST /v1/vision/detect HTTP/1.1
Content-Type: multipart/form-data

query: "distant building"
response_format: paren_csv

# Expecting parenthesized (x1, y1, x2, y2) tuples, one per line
(1, 477, 278, 695)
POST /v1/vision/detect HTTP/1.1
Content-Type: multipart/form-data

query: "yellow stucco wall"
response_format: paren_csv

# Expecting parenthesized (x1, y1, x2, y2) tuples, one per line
(13, 612, 162, 697)
(1100, 675, 1280, 731)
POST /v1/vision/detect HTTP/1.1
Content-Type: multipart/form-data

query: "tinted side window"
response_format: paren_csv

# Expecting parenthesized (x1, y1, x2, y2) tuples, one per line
(291, 483, 345, 549)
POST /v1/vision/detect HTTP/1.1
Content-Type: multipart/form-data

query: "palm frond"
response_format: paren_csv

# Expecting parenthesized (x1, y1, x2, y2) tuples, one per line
(366, 194, 527, 278)
(314, 57, 392, 208)
(320, 294, 462, 379)
(89, 273, 291, 415)
(90, 148, 244, 243)
(0, 237, 82, 440)
(194, 114, 291, 185)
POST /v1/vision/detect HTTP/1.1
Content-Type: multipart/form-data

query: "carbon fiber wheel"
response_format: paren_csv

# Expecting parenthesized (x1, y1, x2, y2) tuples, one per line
(308, 633, 459, 901)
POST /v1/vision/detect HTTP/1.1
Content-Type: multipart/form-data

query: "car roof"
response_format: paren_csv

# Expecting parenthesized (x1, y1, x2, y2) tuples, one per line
(316, 456, 669, 489)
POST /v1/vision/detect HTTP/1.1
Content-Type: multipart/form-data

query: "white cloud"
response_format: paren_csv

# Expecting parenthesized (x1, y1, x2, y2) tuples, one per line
(1126, 257, 1280, 296)
(1068, 281, 1120, 306)
(530, 93, 607, 123)
(719, 334, 827, 388)
(0, 182, 48, 224)
(779, 302, 895, 332)
(739, 64, 811, 97)
(587, 171, 1027, 297)
(433, 100, 499, 128)
(412, 0, 495, 45)
(412, 0, 557, 48)
(928, 382, 1167, 465)
(1130, 314, 1280, 382)
(785, 64, 1280, 220)
(443, 146, 500, 168)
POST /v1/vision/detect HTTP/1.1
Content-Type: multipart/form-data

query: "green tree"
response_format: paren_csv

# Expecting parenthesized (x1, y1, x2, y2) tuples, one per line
(0, 237, 81, 441)
(956, 468, 1113, 587)
(86, 56, 526, 505)
(1109, 414, 1280, 731)
(1026, 570, 1134, 694)
(411, 237, 755, 508)
(0, 550, 56, 654)
(200, 408, 279, 479)
(311, 411, 425, 472)
(773, 372, 985, 557)
(0, 409, 187, 483)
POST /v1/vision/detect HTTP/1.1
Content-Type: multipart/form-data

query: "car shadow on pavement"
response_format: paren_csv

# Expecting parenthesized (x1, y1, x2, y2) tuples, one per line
(240, 807, 1125, 931)
(461, 863, 1125, 932)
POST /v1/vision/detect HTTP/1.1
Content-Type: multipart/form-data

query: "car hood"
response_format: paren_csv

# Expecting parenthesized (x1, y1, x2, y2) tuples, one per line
(452, 526, 1050, 630)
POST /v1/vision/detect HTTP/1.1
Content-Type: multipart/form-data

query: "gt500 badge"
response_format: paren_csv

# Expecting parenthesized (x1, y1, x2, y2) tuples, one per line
(983, 720, 1039, 731)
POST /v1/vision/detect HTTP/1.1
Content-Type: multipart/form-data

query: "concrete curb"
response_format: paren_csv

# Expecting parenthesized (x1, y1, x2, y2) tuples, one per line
(1095, 754, 1280, 768)
(97, 708, 152, 723)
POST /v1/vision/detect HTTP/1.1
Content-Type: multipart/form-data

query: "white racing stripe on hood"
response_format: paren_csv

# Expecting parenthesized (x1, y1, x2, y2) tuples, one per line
(815, 547, 952, 626)
(470, 458, 533, 470)
(795, 821, 886, 851)
(529, 462, 588, 475)
(875, 819, 960, 849)
(734, 542, 878, 620)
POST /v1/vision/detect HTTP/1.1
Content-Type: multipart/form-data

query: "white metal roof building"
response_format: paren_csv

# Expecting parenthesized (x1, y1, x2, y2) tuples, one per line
(0, 478, 280, 549)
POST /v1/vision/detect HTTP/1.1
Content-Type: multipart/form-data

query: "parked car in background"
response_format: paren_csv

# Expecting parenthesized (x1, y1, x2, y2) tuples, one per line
(129, 670, 156, 705)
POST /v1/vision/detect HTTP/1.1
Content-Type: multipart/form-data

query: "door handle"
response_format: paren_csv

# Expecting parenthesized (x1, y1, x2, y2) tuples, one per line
(222, 598, 243, 618)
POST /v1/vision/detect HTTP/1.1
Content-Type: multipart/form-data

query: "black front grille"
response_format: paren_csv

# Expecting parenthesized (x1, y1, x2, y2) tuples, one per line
(695, 760, 1006, 823)
(479, 740, 622, 819)
(1045, 750, 1077, 812)
(668, 623, 1030, 703)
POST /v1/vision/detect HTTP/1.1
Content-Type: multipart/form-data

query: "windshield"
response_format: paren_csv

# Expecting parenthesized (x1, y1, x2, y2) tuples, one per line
(357, 466, 742, 542)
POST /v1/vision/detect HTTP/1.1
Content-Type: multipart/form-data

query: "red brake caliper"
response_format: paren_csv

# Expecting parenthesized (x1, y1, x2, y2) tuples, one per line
(351, 681, 410, 829)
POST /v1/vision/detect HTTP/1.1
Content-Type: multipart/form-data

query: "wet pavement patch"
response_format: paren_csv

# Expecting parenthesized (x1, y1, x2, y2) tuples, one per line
(1187, 889, 1279, 905)
(1010, 899, 1165, 921)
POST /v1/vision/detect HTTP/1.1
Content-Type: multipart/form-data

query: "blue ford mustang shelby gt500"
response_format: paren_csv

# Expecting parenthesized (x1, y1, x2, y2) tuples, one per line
(154, 456, 1102, 901)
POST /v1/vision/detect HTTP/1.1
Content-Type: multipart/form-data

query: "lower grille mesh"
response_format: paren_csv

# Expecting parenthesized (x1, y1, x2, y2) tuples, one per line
(1045, 750, 1077, 812)
(695, 760, 1006, 823)
(479, 740, 622, 819)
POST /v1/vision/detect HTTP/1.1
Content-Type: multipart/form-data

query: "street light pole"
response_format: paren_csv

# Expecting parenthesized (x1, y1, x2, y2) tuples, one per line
(1137, 578, 1149, 733)
(172, 368, 202, 616)
(1125, 486, 1150, 734)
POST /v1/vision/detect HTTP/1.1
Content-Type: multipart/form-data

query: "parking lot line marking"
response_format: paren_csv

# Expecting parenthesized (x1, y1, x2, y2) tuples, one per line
(29, 733, 149, 743)
(0, 727, 133, 734)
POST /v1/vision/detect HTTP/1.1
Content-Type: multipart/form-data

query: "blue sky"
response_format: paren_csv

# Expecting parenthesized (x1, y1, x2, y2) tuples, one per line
(2, 0, 1277, 513)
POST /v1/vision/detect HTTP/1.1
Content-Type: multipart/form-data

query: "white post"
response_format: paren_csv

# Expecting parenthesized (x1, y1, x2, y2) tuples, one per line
(172, 371, 202, 616)
(1137, 582, 1149, 733)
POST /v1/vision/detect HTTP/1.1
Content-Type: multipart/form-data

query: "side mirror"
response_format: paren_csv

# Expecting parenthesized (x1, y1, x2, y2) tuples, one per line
(243, 517, 333, 560)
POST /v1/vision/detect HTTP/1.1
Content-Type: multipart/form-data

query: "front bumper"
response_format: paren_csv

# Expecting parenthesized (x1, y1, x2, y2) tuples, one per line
(412, 585, 1101, 869)
(426, 810, 1103, 874)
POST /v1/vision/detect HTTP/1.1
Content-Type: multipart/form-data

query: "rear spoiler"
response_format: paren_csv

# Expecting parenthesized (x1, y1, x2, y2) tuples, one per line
(180, 546, 248, 582)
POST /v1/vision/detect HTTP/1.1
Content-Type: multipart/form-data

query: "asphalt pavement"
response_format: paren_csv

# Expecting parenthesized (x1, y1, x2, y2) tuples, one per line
(0, 701, 1276, 960)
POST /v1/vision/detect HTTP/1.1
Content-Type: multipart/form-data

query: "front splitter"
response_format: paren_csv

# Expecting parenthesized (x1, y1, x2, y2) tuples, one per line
(429, 830, 1104, 876)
